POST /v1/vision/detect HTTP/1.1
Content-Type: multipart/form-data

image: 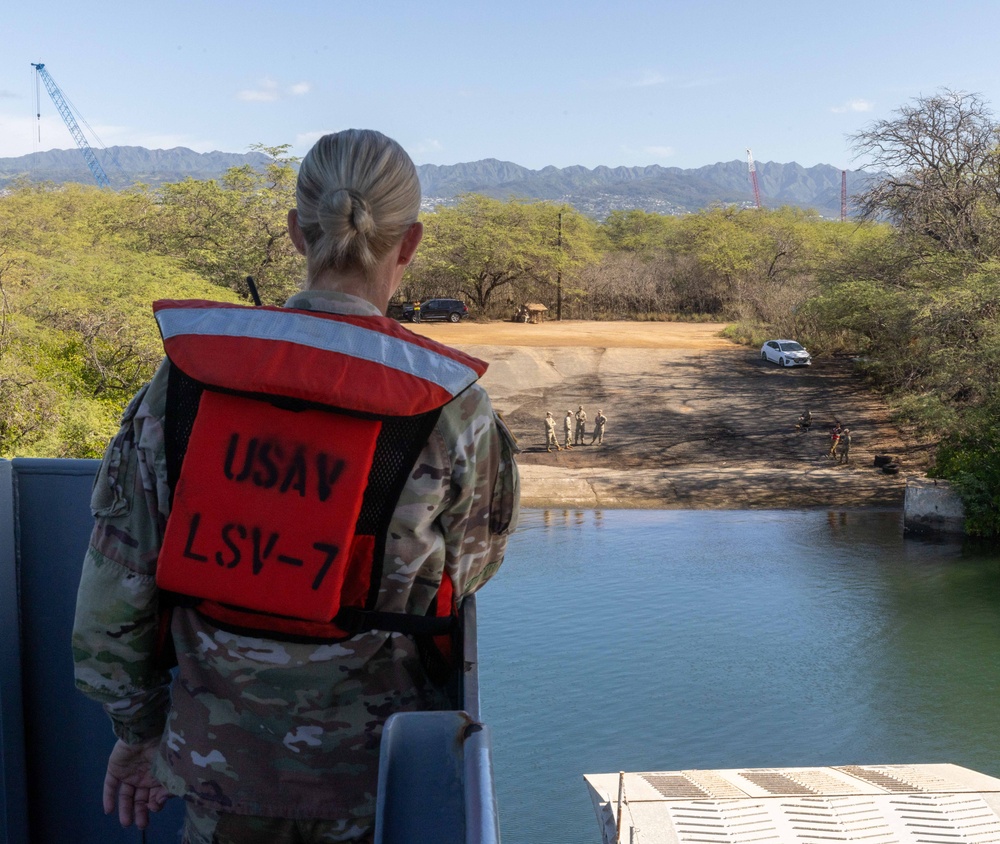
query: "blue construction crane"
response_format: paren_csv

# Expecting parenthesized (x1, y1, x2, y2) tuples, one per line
(31, 62, 111, 189)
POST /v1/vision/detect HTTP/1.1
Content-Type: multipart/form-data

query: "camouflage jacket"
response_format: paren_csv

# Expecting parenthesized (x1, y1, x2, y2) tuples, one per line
(72, 290, 519, 829)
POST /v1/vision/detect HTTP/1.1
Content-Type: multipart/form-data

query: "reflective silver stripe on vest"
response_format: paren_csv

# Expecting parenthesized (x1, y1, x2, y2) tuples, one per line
(156, 306, 479, 397)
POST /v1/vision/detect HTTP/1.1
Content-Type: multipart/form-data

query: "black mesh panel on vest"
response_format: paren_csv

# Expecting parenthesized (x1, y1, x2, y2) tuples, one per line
(163, 363, 443, 625)
(165, 363, 205, 505)
(357, 411, 442, 609)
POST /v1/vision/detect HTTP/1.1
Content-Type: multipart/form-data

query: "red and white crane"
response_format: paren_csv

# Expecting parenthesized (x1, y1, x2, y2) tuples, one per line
(746, 149, 762, 210)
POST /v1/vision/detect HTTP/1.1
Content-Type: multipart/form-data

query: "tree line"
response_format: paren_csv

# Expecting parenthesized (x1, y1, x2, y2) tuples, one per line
(3, 91, 1000, 535)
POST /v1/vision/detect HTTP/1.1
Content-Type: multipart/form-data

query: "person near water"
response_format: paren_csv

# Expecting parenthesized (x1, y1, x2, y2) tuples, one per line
(545, 411, 560, 451)
(837, 427, 852, 463)
(574, 405, 587, 445)
(828, 423, 842, 459)
(72, 129, 520, 844)
(592, 409, 607, 444)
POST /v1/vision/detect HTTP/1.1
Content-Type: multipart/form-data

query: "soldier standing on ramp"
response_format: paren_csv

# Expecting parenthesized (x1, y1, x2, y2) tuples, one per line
(592, 409, 607, 444)
(563, 410, 574, 450)
(575, 405, 587, 445)
(828, 423, 842, 459)
(545, 412, 560, 452)
(838, 428, 852, 463)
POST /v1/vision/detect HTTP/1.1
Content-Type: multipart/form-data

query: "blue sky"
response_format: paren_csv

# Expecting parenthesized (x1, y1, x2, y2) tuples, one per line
(4, 0, 1000, 171)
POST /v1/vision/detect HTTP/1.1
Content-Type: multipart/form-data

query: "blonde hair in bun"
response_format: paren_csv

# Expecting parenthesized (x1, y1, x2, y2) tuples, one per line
(296, 130, 420, 278)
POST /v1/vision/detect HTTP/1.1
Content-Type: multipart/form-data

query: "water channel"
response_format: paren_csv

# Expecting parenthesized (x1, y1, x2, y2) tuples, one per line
(477, 508, 1000, 844)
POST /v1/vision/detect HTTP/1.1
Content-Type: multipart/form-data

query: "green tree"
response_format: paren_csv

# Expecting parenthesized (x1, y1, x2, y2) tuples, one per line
(599, 209, 679, 254)
(410, 195, 597, 315)
(157, 144, 304, 304)
(0, 179, 243, 458)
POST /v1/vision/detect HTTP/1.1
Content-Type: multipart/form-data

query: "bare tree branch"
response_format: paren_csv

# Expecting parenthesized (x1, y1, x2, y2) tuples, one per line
(851, 89, 1000, 258)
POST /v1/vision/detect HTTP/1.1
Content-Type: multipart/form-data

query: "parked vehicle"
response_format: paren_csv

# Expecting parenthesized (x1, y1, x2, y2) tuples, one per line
(400, 298, 470, 323)
(761, 339, 812, 367)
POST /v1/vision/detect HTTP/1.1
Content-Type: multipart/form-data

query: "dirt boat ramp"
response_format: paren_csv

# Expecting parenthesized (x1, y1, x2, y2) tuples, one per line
(409, 320, 932, 510)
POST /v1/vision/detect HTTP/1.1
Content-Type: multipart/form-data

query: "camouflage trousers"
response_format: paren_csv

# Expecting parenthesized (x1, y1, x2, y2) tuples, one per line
(183, 801, 373, 844)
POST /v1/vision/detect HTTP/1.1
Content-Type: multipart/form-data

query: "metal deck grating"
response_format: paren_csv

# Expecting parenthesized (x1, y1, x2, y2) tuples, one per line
(837, 766, 928, 793)
(739, 771, 821, 796)
(642, 775, 713, 800)
(681, 770, 752, 801)
(585, 764, 1000, 844)
(837, 765, 972, 794)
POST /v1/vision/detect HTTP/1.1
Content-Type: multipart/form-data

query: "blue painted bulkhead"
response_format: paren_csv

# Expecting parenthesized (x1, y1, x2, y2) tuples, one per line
(0, 458, 498, 844)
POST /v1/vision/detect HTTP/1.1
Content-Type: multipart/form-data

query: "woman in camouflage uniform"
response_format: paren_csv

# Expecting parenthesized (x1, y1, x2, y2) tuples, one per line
(73, 129, 519, 844)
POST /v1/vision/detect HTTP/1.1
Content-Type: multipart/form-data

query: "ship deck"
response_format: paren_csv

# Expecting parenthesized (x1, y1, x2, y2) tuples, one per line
(584, 763, 1000, 844)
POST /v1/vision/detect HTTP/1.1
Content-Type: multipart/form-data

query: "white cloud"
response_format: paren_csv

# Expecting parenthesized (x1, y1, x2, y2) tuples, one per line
(0, 110, 221, 157)
(618, 143, 676, 164)
(238, 78, 280, 102)
(631, 71, 667, 88)
(293, 130, 334, 154)
(72, 120, 218, 153)
(0, 113, 64, 156)
(238, 78, 311, 102)
(831, 99, 874, 114)
(600, 70, 724, 92)
(238, 90, 278, 102)
(675, 75, 729, 90)
(411, 139, 444, 157)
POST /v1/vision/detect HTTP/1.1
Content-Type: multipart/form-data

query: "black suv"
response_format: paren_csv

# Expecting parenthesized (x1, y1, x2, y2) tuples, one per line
(400, 298, 470, 323)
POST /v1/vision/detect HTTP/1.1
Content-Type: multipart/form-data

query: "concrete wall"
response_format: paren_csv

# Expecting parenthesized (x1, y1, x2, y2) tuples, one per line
(903, 477, 966, 536)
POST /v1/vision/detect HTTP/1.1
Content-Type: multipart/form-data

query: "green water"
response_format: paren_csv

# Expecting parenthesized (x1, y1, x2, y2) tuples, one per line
(477, 509, 1000, 843)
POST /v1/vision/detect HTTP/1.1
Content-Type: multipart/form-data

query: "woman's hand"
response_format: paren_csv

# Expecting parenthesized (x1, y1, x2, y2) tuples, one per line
(102, 737, 171, 828)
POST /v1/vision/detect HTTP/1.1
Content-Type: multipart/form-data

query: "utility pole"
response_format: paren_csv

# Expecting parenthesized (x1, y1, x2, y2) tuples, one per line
(841, 170, 848, 222)
(556, 211, 563, 321)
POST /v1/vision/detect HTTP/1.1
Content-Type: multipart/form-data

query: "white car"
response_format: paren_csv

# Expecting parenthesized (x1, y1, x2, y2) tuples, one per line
(761, 339, 812, 367)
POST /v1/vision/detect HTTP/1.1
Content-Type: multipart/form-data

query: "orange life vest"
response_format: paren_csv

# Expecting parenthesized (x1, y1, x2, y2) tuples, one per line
(152, 299, 486, 650)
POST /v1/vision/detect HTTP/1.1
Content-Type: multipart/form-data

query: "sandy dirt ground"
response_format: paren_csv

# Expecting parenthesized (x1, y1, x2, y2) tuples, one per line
(408, 320, 933, 510)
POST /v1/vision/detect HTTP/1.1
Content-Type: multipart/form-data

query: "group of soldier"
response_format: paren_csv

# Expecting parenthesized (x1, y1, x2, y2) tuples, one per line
(827, 422, 852, 463)
(797, 410, 852, 463)
(544, 405, 607, 452)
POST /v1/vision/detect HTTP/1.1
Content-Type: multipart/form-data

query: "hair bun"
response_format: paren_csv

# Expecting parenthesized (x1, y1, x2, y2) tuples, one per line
(318, 188, 375, 239)
(350, 195, 376, 238)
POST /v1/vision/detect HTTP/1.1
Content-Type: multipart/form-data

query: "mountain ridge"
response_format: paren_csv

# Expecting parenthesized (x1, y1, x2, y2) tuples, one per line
(0, 145, 871, 218)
